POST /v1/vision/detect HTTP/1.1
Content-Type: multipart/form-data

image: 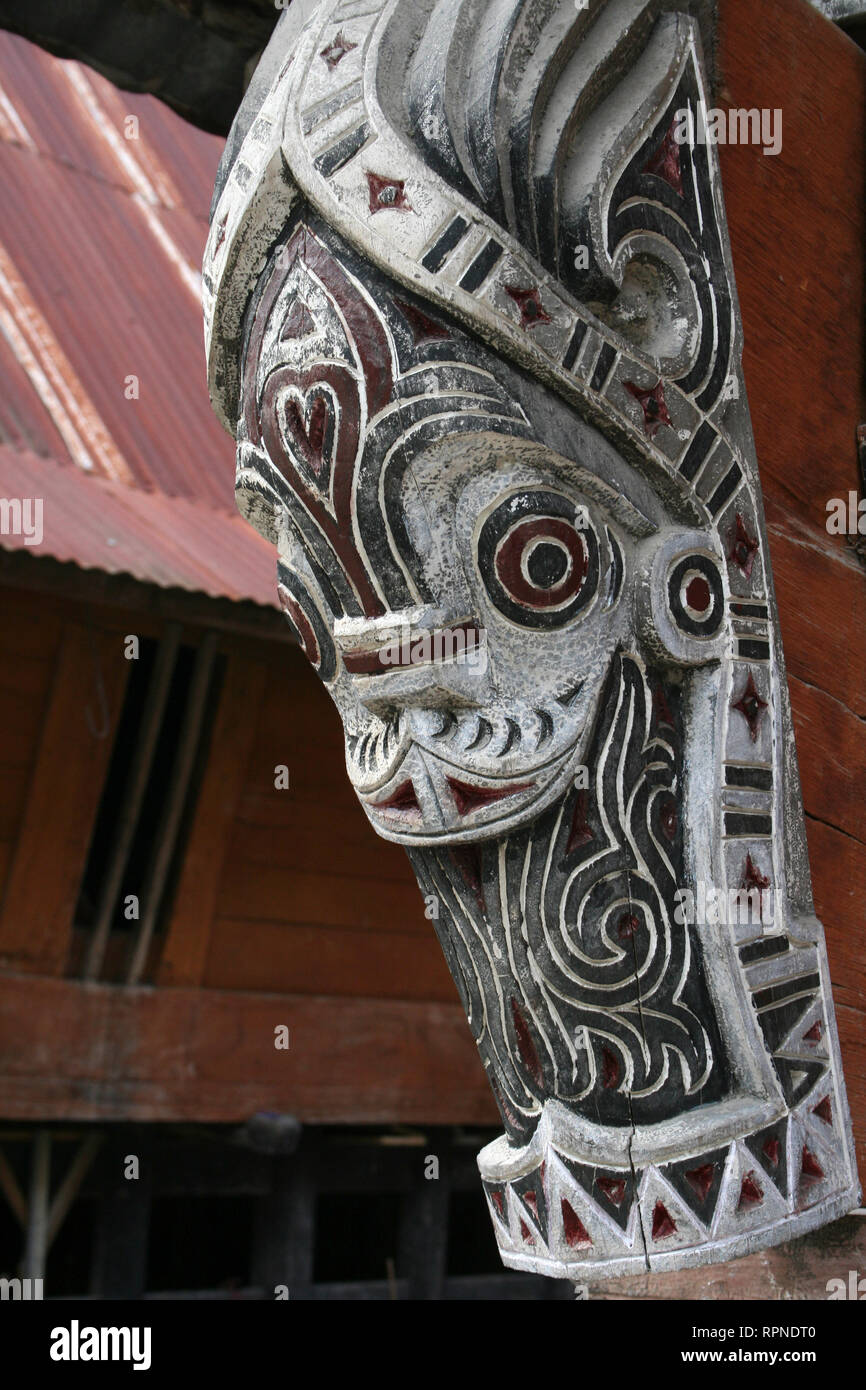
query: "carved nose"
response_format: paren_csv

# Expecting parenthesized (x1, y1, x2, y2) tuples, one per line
(334, 607, 491, 714)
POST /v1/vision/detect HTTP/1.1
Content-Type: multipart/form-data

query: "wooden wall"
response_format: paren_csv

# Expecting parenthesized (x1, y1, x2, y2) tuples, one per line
(717, 0, 866, 1183)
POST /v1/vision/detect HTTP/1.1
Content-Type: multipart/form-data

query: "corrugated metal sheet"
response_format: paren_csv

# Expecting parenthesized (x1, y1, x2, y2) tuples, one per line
(0, 30, 279, 607)
(0, 445, 277, 607)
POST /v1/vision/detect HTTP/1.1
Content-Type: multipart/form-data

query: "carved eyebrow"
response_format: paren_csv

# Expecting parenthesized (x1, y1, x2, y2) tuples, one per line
(415, 432, 658, 539)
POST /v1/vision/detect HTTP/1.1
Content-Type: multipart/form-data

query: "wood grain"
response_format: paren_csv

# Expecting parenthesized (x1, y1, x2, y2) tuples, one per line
(0, 621, 129, 974)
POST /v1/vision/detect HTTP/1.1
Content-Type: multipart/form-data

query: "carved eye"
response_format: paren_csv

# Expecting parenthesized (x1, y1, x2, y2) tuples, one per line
(477, 490, 599, 628)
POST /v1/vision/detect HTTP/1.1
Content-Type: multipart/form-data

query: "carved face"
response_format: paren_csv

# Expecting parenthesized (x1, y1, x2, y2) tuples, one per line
(237, 221, 700, 845)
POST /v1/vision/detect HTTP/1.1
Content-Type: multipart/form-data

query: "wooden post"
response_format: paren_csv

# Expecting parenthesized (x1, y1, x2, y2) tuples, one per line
(22, 1130, 50, 1281)
(89, 1135, 151, 1299)
(251, 1152, 316, 1300)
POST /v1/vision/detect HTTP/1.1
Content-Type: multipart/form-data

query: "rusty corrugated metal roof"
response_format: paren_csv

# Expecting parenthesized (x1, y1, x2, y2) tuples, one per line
(0, 445, 277, 606)
(0, 30, 278, 607)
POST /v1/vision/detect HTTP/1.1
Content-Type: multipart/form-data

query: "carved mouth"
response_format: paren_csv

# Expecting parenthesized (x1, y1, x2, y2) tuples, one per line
(371, 773, 536, 825)
(342, 620, 484, 675)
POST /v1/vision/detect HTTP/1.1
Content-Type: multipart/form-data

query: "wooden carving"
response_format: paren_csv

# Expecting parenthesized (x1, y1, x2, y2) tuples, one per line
(203, 0, 860, 1280)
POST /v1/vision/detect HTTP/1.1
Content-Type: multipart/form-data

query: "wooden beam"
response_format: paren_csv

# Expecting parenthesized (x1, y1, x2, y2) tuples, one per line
(0, 550, 290, 644)
(0, 972, 499, 1126)
(84, 624, 183, 981)
(0, 1144, 26, 1226)
(46, 1133, 103, 1250)
(22, 1130, 50, 1281)
(126, 631, 218, 985)
(157, 653, 267, 988)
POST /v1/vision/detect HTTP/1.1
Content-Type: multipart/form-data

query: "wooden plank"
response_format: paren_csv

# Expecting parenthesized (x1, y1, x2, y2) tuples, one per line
(0, 972, 498, 1126)
(203, 919, 457, 1001)
(719, 0, 865, 523)
(225, 810, 416, 884)
(790, 676, 866, 846)
(157, 653, 267, 987)
(0, 621, 129, 975)
(805, 817, 866, 1014)
(769, 525, 866, 715)
(836, 1004, 866, 1183)
(217, 863, 429, 934)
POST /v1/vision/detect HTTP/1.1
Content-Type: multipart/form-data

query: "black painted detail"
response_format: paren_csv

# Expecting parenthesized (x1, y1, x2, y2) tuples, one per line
(707, 463, 743, 517)
(678, 420, 718, 481)
(421, 215, 470, 272)
(459, 238, 504, 292)
(562, 321, 588, 371)
(589, 342, 617, 392)
(740, 936, 789, 966)
(724, 812, 773, 837)
(737, 639, 770, 661)
(725, 765, 773, 792)
(314, 122, 371, 177)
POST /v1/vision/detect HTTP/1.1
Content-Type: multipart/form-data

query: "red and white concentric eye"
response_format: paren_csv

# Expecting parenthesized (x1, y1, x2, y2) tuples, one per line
(478, 491, 599, 628)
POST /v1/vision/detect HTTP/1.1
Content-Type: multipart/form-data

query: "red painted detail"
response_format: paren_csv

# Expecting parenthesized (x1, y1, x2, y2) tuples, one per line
(281, 299, 316, 341)
(762, 1137, 780, 1168)
(450, 845, 486, 915)
(510, 998, 545, 1089)
(561, 1200, 593, 1248)
(601, 1046, 620, 1090)
(519, 1218, 534, 1245)
(447, 776, 535, 818)
(617, 912, 640, 940)
(373, 781, 421, 818)
(643, 118, 684, 197)
(247, 225, 395, 618)
(741, 853, 771, 922)
(342, 621, 483, 676)
(732, 671, 768, 741)
(732, 673, 767, 739)
(490, 1191, 504, 1219)
(281, 392, 331, 478)
(660, 796, 678, 841)
(494, 516, 587, 609)
(524, 1191, 539, 1219)
(214, 215, 228, 253)
(742, 853, 770, 893)
(685, 1163, 715, 1202)
(624, 379, 673, 439)
(596, 1175, 627, 1207)
(813, 1096, 833, 1125)
(539, 1162, 546, 1187)
(277, 583, 321, 669)
(367, 171, 413, 214)
(651, 1201, 678, 1240)
(653, 684, 675, 729)
(685, 575, 711, 612)
(803, 1020, 823, 1044)
(566, 790, 594, 853)
(393, 298, 450, 343)
(800, 1146, 824, 1184)
(320, 30, 358, 68)
(727, 513, 759, 578)
(738, 1170, 764, 1209)
(504, 285, 552, 330)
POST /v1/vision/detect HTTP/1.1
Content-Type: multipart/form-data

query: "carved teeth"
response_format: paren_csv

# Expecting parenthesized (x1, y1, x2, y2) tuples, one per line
(498, 718, 522, 756)
(432, 710, 457, 740)
(466, 716, 493, 751)
(535, 709, 554, 748)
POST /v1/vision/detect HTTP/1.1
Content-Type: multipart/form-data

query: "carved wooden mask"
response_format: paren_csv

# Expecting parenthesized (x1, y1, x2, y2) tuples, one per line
(203, 0, 859, 1280)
